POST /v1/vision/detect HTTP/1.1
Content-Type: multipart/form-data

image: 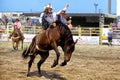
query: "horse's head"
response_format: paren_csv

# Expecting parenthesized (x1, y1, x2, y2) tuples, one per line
(49, 21, 78, 65)
(54, 21, 78, 62)
(64, 39, 78, 62)
(12, 25, 19, 37)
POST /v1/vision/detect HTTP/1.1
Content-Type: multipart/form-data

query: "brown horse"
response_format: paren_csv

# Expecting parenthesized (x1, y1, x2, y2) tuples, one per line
(22, 21, 78, 77)
(11, 26, 24, 50)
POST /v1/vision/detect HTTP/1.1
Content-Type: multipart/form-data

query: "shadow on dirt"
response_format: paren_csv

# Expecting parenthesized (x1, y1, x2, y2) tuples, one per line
(19, 70, 67, 80)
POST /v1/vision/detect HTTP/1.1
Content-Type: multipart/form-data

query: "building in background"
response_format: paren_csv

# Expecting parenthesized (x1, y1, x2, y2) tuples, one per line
(117, 0, 120, 21)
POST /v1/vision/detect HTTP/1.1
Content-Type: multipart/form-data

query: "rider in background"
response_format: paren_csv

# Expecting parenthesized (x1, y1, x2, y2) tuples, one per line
(39, 3, 70, 30)
(9, 19, 24, 39)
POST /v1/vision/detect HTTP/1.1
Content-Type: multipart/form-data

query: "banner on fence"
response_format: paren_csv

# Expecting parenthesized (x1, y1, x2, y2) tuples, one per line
(112, 39, 120, 45)
(1, 34, 99, 45)
(0, 34, 35, 42)
(73, 36, 99, 45)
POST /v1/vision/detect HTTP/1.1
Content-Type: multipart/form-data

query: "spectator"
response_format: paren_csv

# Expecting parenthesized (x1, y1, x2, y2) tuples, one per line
(117, 19, 120, 29)
(1, 15, 8, 27)
(110, 22, 116, 30)
(26, 18, 32, 26)
(108, 28, 113, 46)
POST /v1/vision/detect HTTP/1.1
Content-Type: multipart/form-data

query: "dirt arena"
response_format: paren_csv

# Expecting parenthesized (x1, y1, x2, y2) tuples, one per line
(0, 41, 120, 80)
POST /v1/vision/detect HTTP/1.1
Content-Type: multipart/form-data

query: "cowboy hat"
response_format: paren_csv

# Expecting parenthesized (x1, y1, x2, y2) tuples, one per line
(44, 4, 53, 10)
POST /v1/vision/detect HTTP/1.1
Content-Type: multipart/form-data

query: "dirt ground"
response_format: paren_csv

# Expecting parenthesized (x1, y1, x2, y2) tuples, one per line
(0, 41, 120, 80)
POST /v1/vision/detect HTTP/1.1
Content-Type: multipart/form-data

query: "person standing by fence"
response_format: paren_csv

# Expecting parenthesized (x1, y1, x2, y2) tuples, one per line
(108, 29, 113, 46)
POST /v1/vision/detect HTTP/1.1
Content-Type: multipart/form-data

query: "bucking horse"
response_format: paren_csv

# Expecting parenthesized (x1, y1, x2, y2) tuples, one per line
(22, 21, 78, 77)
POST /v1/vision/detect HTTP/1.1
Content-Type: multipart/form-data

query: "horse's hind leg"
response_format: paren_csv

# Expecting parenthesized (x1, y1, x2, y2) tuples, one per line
(37, 51, 49, 76)
(27, 55, 35, 77)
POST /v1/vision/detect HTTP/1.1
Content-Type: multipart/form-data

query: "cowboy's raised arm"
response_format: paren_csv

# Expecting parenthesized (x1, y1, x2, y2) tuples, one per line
(39, 13, 44, 24)
(57, 4, 69, 14)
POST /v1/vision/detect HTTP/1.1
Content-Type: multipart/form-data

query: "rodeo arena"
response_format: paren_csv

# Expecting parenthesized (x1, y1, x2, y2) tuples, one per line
(1, 0, 120, 80)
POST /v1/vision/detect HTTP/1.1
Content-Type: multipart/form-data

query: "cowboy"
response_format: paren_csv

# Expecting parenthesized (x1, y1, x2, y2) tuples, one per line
(39, 4, 69, 30)
(56, 4, 69, 25)
(39, 3, 55, 30)
(9, 19, 24, 39)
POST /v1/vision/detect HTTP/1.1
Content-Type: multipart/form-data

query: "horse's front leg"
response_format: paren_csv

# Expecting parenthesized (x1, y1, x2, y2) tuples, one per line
(12, 41, 15, 50)
(51, 42, 60, 68)
(60, 52, 72, 66)
(60, 56, 67, 66)
(16, 42, 19, 50)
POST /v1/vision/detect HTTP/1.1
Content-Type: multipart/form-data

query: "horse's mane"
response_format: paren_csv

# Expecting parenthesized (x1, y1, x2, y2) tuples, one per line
(55, 21, 74, 45)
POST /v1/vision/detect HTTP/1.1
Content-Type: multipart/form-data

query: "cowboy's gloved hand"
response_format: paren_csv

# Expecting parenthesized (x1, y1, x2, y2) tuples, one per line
(66, 4, 69, 8)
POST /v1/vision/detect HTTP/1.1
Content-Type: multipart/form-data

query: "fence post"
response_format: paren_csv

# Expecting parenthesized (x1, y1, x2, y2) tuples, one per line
(6, 25, 9, 34)
(78, 25, 81, 36)
(33, 26, 36, 34)
(99, 27, 102, 45)
(90, 28, 92, 36)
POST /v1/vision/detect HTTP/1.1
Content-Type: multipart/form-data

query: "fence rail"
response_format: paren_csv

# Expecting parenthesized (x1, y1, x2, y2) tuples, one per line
(0, 24, 111, 45)
(71, 27, 100, 36)
(1, 24, 101, 36)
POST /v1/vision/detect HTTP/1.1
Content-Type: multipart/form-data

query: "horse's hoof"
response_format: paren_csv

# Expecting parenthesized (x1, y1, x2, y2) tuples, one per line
(51, 64, 57, 68)
(13, 46, 15, 49)
(51, 65, 56, 68)
(38, 74, 42, 77)
(37, 71, 42, 77)
(60, 62, 67, 66)
(27, 73, 30, 77)
(51, 61, 58, 68)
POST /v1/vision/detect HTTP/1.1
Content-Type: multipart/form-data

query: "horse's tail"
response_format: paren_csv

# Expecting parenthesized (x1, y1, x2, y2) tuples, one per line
(22, 43, 32, 59)
(22, 35, 36, 59)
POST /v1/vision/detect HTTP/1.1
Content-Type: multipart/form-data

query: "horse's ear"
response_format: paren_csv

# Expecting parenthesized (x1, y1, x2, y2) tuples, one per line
(74, 39, 78, 44)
